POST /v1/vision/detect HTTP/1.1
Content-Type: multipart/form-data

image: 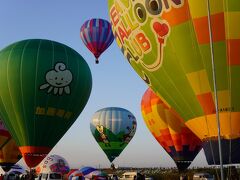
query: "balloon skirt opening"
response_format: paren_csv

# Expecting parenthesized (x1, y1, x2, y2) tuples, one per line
(19, 146, 51, 168)
(203, 138, 240, 165)
(176, 161, 191, 172)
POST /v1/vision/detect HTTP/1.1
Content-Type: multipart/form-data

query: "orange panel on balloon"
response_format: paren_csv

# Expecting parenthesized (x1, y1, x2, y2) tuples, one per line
(152, 98, 165, 108)
(197, 92, 215, 115)
(193, 13, 225, 44)
(162, 1, 190, 26)
(227, 39, 240, 65)
(171, 134, 183, 151)
(141, 97, 153, 114)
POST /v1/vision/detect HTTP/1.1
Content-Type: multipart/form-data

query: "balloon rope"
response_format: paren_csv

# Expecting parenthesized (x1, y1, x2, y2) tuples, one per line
(224, 0, 233, 167)
(186, 2, 218, 170)
(186, 6, 220, 176)
(206, 0, 224, 179)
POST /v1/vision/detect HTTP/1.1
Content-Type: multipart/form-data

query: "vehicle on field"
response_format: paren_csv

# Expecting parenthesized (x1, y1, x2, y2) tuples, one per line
(193, 172, 215, 180)
(119, 171, 145, 180)
(35, 172, 62, 180)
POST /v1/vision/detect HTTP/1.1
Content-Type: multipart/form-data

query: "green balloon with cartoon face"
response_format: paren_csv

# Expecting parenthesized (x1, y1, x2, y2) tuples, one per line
(0, 39, 92, 167)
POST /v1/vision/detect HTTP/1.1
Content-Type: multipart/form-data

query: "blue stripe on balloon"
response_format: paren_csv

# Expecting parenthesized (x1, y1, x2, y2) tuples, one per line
(80, 167, 96, 175)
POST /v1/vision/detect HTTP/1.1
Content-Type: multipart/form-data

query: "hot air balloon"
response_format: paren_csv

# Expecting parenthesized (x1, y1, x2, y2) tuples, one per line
(6, 164, 26, 175)
(108, 0, 240, 165)
(67, 167, 107, 180)
(0, 120, 11, 149)
(67, 169, 83, 180)
(80, 18, 114, 64)
(3, 164, 27, 179)
(78, 167, 107, 179)
(35, 154, 70, 175)
(0, 39, 92, 168)
(0, 120, 21, 172)
(0, 139, 22, 172)
(90, 107, 137, 163)
(141, 88, 202, 171)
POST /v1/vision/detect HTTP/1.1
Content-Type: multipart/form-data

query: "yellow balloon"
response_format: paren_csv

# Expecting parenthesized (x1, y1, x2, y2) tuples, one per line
(141, 88, 202, 171)
(108, 0, 240, 164)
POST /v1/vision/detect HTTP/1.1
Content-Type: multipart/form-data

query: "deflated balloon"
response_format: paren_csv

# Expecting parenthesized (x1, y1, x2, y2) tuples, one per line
(36, 154, 70, 175)
(90, 107, 137, 162)
(141, 88, 202, 171)
(0, 39, 92, 167)
(67, 169, 83, 180)
(80, 18, 114, 64)
(108, 0, 240, 165)
(79, 167, 106, 179)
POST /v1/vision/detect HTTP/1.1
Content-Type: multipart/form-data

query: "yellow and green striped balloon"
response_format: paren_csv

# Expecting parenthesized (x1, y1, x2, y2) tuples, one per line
(108, 0, 240, 164)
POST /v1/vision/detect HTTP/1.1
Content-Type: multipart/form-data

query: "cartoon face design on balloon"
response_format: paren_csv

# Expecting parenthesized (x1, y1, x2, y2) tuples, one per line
(40, 62, 73, 95)
(108, 0, 184, 82)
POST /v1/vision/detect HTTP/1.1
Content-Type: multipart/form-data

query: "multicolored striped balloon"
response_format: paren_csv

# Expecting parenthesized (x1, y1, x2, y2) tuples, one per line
(80, 18, 114, 64)
(67, 167, 107, 180)
(67, 169, 83, 180)
(141, 88, 202, 171)
(79, 167, 107, 179)
(108, 0, 240, 165)
(90, 107, 137, 162)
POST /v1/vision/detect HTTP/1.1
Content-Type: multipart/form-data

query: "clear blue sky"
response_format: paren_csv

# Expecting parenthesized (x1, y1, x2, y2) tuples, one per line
(0, 0, 208, 169)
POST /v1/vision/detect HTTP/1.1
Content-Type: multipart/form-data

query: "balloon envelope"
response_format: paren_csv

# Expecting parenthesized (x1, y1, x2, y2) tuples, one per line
(35, 154, 70, 175)
(79, 167, 107, 179)
(108, 0, 240, 165)
(0, 120, 11, 148)
(0, 39, 92, 167)
(6, 164, 26, 175)
(90, 107, 137, 162)
(67, 169, 83, 180)
(80, 18, 114, 63)
(141, 88, 202, 171)
(0, 139, 21, 172)
(0, 120, 21, 172)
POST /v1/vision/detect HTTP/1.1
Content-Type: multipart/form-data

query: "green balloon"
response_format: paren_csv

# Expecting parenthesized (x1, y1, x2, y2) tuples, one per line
(0, 39, 92, 167)
(90, 107, 137, 163)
